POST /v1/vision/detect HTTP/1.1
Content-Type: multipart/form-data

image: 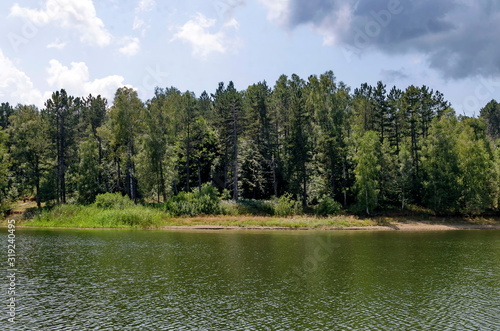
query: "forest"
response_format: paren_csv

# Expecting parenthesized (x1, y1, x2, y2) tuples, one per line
(1, 71, 500, 217)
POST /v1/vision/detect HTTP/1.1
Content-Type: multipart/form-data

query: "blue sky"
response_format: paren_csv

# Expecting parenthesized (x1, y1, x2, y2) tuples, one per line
(1, 0, 499, 116)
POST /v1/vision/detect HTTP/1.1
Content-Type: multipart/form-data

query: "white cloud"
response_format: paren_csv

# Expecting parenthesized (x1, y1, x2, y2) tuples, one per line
(10, 0, 111, 47)
(0, 49, 45, 106)
(136, 0, 155, 12)
(224, 18, 240, 29)
(173, 13, 238, 57)
(133, 17, 145, 30)
(133, 0, 155, 32)
(47, 39, 66, 50)
(119, 37, 141, 56)
(258, 0, 290, 26)
(46, 59, 129, 101)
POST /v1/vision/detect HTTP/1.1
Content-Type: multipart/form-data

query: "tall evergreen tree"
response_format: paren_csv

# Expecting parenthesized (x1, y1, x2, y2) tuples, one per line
(287, 74, 312, 206)
(306, 71, 350, 204)
(9, 105, 50, 207)
(43, 89, 80, 203)
(0, 102, 14, 130)
(242, 81, 274, 198)
(109, 87, 143, 201)
(480, 100, 500, 140)
(212, 81, 243, 200)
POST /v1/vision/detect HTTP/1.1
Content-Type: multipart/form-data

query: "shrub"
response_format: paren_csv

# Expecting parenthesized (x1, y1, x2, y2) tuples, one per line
(315, 196, 342, 217)
(219, 200, 239, 215)
(163, 184, 221, 216)
(236, 199, 274, 215)
(94, 193, 135, 209)
(273, 193, 302, 216)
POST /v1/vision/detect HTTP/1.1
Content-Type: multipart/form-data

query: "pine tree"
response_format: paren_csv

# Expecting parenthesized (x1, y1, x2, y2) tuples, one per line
(43, 89, 80, 203)
(9, 105, 50, 207)
(109, 87, 143, 201)
(77, 128, 102, 204)
(212, 81, 243, 200)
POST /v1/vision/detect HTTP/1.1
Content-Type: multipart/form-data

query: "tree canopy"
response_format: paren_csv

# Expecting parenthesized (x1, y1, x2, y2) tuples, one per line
(1, 71, 499, 216)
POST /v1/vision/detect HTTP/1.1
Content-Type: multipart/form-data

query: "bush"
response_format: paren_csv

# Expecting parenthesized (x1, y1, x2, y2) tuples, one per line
(236, 199, 274, 215)
(94, 193, 135, 209)
(315, 196, 342, 217)
(219, 200, 239, 215)
(273, 193, 302, 216)
(163, 184, 221, 216)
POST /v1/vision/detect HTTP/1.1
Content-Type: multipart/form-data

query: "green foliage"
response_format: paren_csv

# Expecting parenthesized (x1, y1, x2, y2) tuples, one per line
(0, 131, 11, 213)
(4, 72, 500, 218)
(354, 131, 381, 215)
(480, 100, 500, 140)
(94, 192, 135, 209)
(8, 105, 50, 207)
(272, 193, 302, 216)
(457, 124, 495, 215)
(422, 113, 461, 214)
(32, 203, 164, 228)
(234, 199, 275, 215)
(163, 184, 221, 216)
(77, 131, 102, 204)
(315, 196, 342, 217)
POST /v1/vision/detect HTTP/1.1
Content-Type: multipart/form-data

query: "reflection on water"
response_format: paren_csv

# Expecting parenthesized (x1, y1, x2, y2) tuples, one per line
(1, 229, 499, 330)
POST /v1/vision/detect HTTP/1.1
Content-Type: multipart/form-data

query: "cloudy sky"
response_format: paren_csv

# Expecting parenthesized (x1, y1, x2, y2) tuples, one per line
(1, 0, 499, 115)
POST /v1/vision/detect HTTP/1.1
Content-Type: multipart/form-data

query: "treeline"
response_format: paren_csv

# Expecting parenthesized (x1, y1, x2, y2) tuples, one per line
(1, 71, 500, 216)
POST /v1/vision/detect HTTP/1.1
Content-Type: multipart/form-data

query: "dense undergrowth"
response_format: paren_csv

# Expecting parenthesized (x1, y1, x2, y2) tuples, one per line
(23, 189, 345, 228)
(13, 189, 499, 229)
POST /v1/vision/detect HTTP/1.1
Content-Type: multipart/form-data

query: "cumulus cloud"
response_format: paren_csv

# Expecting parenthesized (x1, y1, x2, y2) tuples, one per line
(0, 49, 45, 106)
(259, 0, 500, 79)
(119, 37, 141, 56)
(46, 59, 129, 101)
(172, 13, 232, 57)
(10, 0, 111, 46)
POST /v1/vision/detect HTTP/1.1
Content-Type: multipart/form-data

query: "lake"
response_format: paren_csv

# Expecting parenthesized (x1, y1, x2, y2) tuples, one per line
(1, 228, 499, 330)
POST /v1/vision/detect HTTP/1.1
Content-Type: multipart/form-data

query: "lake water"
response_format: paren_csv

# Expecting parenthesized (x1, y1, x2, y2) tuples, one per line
(1, 228, 499, 330)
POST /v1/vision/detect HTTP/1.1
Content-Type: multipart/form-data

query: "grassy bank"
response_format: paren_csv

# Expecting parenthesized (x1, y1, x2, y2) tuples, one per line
(24, 204, 166, 229)
(3, 193, 500, 230)
(4, 204, 500, 230)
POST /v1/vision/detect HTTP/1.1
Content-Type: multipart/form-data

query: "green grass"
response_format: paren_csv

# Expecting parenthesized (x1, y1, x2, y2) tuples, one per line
(26, 204, 167, 229)
(5, 195, 499, 230)
(159, 215, 377, 228)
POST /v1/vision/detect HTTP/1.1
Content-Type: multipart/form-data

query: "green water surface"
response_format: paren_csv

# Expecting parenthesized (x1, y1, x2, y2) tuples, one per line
(1, 229, 499, 330)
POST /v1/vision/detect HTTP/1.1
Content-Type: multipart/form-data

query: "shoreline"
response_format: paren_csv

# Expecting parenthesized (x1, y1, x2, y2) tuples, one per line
(159, 223, 500, 231)
(5, 222, 500, 231)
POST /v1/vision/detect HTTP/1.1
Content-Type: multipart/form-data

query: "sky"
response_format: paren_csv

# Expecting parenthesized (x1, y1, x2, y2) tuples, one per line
(1, 0, 499, 116)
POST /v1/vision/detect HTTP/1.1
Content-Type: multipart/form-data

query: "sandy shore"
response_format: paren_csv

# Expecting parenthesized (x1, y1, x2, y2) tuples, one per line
(160, 223, 500, 231)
